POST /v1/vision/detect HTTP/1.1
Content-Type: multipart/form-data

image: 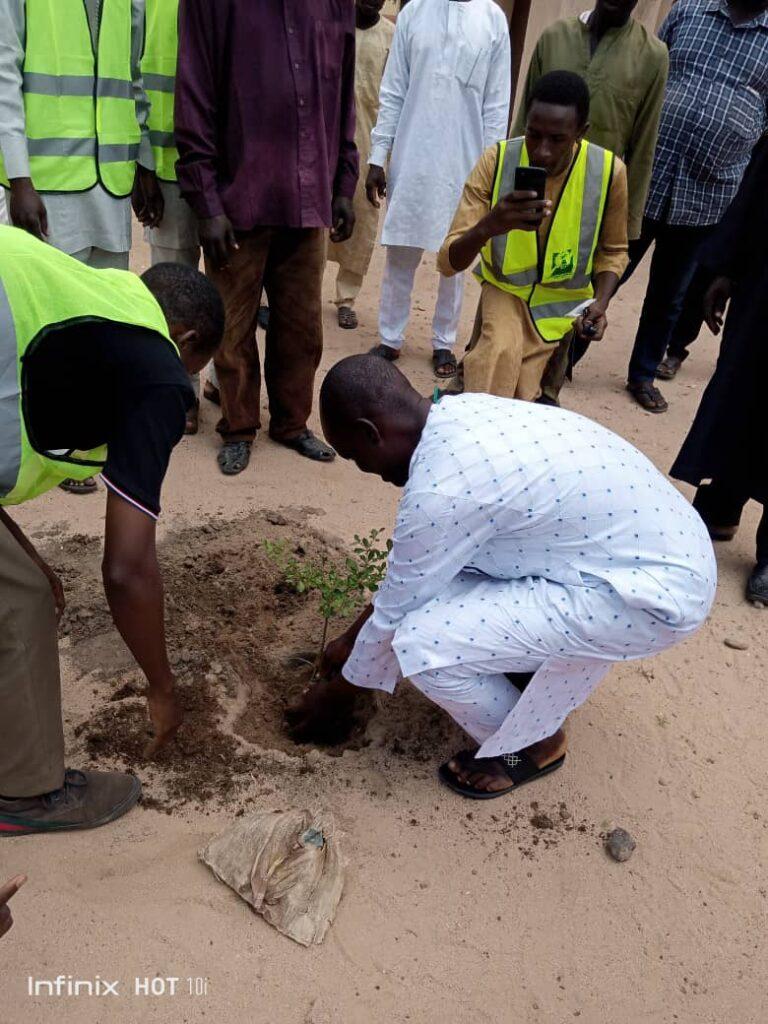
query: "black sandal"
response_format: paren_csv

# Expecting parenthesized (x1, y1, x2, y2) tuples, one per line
(279, 430, 336, 463)
(433, 348, 457, 379)
(438, 748, 565, 800)
(626, 380, 668, 413)
(338, 306, 359, 330)
(369, 343, 400, 361)
(217, 440, 252, 476)
(59, 477, 98, 495)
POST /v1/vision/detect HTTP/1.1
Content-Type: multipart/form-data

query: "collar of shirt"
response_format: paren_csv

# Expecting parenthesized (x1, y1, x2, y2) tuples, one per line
(704, 0, 768, 29)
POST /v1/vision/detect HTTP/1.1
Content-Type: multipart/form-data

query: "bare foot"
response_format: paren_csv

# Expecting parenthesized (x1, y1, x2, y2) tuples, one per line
(445, 729, 567, 795)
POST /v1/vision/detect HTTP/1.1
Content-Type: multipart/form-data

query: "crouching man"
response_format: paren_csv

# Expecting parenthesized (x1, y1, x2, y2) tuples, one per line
(288, 354, 715, 798)
(0, 226, 224, 836)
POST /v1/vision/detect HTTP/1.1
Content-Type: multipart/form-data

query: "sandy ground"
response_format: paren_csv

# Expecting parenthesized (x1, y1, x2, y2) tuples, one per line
(2, 228, 767, 1024)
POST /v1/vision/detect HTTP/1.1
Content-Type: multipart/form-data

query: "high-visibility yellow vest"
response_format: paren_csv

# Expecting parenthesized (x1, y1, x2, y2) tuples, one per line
(0, 225, 176, 506)
(0, 0, 140, 197)
(142, 0, 180, 183)
(477, 138, 614, 342)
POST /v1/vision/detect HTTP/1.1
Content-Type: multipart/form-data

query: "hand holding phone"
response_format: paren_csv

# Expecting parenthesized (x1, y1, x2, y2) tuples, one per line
(486, 164, 551, 237)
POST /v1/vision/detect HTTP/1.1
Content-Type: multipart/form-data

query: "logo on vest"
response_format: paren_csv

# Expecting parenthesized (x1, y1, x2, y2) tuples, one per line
(550, 249, 575, 279)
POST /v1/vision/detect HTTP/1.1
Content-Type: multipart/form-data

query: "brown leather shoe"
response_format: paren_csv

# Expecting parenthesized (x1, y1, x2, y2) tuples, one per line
(0, 769, 141, 837)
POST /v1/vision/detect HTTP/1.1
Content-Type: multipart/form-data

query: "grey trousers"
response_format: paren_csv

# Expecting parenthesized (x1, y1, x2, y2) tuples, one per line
(0, 520, 65, 797)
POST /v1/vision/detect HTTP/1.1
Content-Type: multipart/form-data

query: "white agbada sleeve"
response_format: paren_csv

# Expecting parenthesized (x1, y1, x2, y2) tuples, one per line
(482, 24, 512, 148)
(342, 488, 499, 693)
(369, 11, 411, 169)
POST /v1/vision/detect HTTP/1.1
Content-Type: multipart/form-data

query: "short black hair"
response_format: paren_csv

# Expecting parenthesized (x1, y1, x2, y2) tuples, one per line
(527, 70, 590, 128)
(320, 354, 414, 427)
(141, 263, 225, 355)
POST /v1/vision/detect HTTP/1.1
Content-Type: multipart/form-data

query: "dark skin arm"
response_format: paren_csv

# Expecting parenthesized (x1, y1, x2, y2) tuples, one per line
(8, 178, 48, 240)
(198, 214, 239, 271)
(703, 276, 732, 335)
(102, 491, 183, 755)
(0, 508, 64, 619)
(572, 270, 620, 343)
(285, 604, 374, 743)
(0, 876, 26, 940)
(330, 195, 355, 243)
(447, 190, 552, 273)
(131, 165, 165, 229)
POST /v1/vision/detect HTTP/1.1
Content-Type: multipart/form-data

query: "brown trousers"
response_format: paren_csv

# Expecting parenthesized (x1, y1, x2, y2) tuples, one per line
(206, 227, 325, 443)
(0, 520, 64, 797)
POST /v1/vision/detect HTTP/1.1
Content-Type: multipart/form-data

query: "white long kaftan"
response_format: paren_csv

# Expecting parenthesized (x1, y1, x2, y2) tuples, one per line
(343, 395, 717, 757)
(370, 0, 511, 253)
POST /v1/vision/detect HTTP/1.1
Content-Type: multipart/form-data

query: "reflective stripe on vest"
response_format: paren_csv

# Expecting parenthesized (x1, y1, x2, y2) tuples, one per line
(0, 0, 140, 197)
(0, 225, 177, 506)
(478, 138, 614, 342)
(142, 0, 180, 182)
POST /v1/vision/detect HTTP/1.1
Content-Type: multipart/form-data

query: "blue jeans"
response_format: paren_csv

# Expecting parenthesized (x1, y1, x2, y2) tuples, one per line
(624, 218, 714, 383)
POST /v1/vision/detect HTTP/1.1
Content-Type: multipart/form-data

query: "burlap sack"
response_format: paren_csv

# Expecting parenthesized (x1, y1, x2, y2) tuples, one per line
(200, 808, 344, 946)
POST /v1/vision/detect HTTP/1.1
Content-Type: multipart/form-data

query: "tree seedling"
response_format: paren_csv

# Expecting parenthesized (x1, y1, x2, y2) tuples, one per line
(264, 529, 391, 678)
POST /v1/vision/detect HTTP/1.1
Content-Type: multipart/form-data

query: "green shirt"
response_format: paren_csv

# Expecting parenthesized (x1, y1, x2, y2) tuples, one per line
(511, 15, 669, 240)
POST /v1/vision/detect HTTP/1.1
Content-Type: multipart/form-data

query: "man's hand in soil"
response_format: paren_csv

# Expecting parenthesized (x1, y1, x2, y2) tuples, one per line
(199, 214, 239, 271)
(145, 687, 184, 758)
(286, 673, 358, 745)
(320, 605, 375, 676)
(0, 875, 26, 940)
(102, 491, 183, 755)
(366, 164, 387, 208)
(330, 195, 355, 243)
(9, 178, 48, 240)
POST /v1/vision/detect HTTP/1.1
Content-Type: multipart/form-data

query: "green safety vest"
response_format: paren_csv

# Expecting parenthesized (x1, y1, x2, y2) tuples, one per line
(0, 0, 140, 197)
(477, 138, 614, 342)
(0, 225, 176, 506)
(142, 0, 179, 183)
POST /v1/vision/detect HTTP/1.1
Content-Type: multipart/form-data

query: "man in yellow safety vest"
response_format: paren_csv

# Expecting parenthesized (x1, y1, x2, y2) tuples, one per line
(437, 71, 629, 402)
(137, 0, 208, 434)
(0, 0, 164, 492)
(0, 226, 224, 839)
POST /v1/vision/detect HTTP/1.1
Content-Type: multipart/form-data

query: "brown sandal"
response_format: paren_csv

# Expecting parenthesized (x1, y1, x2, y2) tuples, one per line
(627, 380, 668, 413)
(337, 306, 358, 330)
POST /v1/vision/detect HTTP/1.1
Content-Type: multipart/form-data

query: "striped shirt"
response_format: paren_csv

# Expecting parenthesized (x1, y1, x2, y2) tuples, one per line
(645, 0, 768, 227)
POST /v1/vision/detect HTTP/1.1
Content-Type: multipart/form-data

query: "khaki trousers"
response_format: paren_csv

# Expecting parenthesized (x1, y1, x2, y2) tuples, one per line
(462, 285, 558, 402)
(0, 520, 64, 797)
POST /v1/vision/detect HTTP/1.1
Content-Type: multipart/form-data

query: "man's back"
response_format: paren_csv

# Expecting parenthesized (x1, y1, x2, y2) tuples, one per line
(404, 394, 715, 624)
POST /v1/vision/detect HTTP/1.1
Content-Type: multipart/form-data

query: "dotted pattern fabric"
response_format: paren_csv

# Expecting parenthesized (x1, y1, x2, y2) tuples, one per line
(343, 394, 717, 754)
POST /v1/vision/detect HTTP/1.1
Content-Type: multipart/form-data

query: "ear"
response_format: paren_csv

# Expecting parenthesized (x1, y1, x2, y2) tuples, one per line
(171, 326, 198, 351)
(577, 121, 590, 143)
(356, 417, 382, 446)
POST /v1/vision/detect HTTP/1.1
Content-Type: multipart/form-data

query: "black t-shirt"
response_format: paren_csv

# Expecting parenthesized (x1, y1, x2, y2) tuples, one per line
(23, 320, 194, 517)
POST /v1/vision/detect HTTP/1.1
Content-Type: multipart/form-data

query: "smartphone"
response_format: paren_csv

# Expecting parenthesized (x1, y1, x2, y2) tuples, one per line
(513, 165, 547, 200)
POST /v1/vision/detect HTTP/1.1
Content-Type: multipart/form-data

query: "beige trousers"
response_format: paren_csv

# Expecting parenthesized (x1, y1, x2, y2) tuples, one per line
(0, 521, 65, 797)
(462, 285, 558, 402)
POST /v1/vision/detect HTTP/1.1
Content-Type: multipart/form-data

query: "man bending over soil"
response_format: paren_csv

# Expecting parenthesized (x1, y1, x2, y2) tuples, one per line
(289, 354, 715, 798)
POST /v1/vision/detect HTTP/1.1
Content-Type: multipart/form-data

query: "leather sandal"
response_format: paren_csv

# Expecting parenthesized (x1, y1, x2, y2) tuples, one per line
(338, 306, 358, 330)
(217, 440, 252, 476)
(369, 343, 399, 361)
(626, 380, 668, 413)
(433, 348, 457, 379)
(279, 430, 336, 463)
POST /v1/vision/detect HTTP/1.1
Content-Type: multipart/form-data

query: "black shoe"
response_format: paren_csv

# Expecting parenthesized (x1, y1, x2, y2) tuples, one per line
(746, 561, 768, 607)
(217, 440, 252, 475)
(278, 430, 335, 463)
(656, 355, 683, 381)
(0, 770, 140, 837)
